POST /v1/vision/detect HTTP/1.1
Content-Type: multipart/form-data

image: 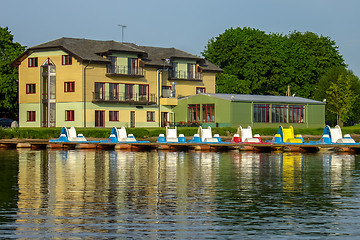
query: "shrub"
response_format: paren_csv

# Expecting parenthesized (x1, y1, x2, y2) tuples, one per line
(127, 128, 151, 138)
(177, 127, 198, 137)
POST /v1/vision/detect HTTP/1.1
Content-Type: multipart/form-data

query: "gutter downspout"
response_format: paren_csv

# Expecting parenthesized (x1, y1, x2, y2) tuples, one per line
(157, 69, 161, 127)
(251, 102, 254, 128)
(83, 61, 91, 128)
(306, 104, 309, 128)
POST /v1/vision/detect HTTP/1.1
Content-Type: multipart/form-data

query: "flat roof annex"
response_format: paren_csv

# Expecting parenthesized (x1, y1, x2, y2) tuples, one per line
(184, 93, 325, 105)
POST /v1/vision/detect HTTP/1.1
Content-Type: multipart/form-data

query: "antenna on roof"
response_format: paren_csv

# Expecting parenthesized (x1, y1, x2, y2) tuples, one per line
(117, 24, 127, 42)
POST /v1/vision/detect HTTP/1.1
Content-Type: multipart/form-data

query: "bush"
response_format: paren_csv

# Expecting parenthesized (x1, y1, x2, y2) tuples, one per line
(177, 127, 198, 137)
(212, 127, 237, 136)
(127, 128, 151, 138)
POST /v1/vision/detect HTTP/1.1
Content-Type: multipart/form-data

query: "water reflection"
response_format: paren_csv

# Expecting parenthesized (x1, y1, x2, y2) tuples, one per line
(5, 150, 360, 238)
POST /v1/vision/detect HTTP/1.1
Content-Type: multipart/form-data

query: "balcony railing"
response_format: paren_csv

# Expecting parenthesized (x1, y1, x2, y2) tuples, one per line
(93, 92, 156, 104)
(169, 70, 202, 81)
(106, 65, 144, 77)
(41, 92, 56, 101)
(161, 88, 175, 98)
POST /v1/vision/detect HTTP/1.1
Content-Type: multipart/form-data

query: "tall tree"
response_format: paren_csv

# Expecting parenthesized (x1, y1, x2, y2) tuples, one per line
(0, 27, 25, 118)
(315, 66, 360, 125)
(325, 74, 356, 127)
(202, 27, 346, 98)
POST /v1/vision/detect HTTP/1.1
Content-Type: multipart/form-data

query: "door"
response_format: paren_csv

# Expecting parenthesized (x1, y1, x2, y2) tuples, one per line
(95, 110, 105, 127)
(125, 84, 133, 100)
(95, 83, 105, 100)
(161, 112, 169, 127)
(130, 111, 135, 128)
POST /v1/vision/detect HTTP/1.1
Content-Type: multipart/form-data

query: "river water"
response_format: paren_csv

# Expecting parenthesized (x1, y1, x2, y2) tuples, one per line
(0, 149, 360, 239)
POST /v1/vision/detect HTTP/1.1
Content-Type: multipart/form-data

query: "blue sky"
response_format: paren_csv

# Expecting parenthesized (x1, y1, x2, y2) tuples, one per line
(2, 0, 359, 76)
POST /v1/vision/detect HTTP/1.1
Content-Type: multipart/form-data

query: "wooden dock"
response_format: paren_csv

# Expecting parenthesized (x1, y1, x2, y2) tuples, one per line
(1, 139, 360, 153)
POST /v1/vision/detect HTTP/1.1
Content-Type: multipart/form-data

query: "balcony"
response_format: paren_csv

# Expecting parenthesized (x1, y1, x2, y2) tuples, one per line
(41, 92, 56, 102)
(93, 92, 156, 105)
(169, 70, 202, 81)
(160, 98, 178, 106)
(106, 65, 144, 78)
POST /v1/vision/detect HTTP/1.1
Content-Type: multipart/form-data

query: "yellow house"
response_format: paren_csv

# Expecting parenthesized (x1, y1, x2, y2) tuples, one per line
(12, 38, 222, 128)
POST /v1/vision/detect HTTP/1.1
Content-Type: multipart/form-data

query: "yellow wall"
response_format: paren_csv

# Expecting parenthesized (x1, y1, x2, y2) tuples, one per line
(85, 103, 160, 128)
(19, 50, 84, 104)
(160, 70, 216, 98)
(18, 48, 218, 127)
(202, 72, 216, 94)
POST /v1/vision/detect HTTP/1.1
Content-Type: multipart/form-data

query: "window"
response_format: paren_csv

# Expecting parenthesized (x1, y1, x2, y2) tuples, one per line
(27, 111, 36, 122)
(125, 84, 133, 100)
(289, 105, 305, 123)
(272, 105, 288, 123)
(95, 82, 105, 100)
(171, 62, 178, 78)
(65, 110, 74, 121)
(28, 57, 38, 67)
(188, 104, 200, 122)
(128, 58, 139, 74)
(202, 104, 215, 122)
(109, 111, 119, 121)
(62, 55, 72, 65)
(254, 104, 270, 123)
(139, 85, 148, 101)
(196, 87, 206, 94)
(188, 63, 197, 79)
(109, 83, 118, 101)
(64, 82, 75, 92)
(147, 111, 155, 122)
(107, 56, 117, 73)
(26, 84, 36, 94)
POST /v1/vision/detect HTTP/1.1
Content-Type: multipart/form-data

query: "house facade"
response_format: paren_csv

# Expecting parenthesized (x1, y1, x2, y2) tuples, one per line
(12, 38, 222, 128)
(173, 93, 325, 128)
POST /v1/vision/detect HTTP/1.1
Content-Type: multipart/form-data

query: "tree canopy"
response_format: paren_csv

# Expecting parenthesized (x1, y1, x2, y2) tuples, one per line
(202, 27, 346, 98)
(314, 66, 360, 126)
(0, 27, 25, 118)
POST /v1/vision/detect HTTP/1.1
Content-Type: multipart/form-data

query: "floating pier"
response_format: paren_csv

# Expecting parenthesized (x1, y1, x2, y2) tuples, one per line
(1, 139, 360, 153)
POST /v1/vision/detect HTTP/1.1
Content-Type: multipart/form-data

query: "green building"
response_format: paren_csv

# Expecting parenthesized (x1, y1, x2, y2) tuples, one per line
(173, 93, 325, 128)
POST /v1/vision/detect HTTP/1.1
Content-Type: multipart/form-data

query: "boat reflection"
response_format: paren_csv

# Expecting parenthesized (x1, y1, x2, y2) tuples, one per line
(14, 149, 359, 237)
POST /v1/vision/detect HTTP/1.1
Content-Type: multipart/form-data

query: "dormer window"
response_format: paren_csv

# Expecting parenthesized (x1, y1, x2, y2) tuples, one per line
(62, 55, 72, 65)
(129, 58, 139, 75)
(106, 56, 143, 77)
(169, 61, 202, 80)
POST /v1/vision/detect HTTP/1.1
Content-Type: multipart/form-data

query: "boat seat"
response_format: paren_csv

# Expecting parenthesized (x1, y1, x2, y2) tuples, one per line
(166, 127, 179, 142)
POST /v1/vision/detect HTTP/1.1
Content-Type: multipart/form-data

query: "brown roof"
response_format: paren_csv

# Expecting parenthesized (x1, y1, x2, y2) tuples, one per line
(12, 37, 222, 72)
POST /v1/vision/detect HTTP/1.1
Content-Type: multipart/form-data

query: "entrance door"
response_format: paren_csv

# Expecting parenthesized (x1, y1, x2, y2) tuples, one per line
(95, 110, 105, 127)
(161, 112, 169, 127)
(130, 111, 135, 128)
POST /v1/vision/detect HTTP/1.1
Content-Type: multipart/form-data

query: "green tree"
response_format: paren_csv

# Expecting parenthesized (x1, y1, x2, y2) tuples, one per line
(0, 27, 25, 118)
(315, 66, 360, 125)
(202, 27, 345, 98)
(215, 73, 251, 94)
(325, 74, 356, 127)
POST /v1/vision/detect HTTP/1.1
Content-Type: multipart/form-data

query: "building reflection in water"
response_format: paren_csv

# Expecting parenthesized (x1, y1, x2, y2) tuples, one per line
(15, 149, 358, 237)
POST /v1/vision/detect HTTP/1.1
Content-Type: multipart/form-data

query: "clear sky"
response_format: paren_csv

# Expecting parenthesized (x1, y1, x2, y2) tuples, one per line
(1, 0, 359, 76)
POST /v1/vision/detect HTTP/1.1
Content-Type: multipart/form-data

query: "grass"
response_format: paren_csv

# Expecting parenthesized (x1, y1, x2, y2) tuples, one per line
(0, 125, 358, 140)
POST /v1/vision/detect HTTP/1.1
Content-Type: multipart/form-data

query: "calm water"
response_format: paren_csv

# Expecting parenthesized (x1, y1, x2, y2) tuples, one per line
(1, 149, 360, 239)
